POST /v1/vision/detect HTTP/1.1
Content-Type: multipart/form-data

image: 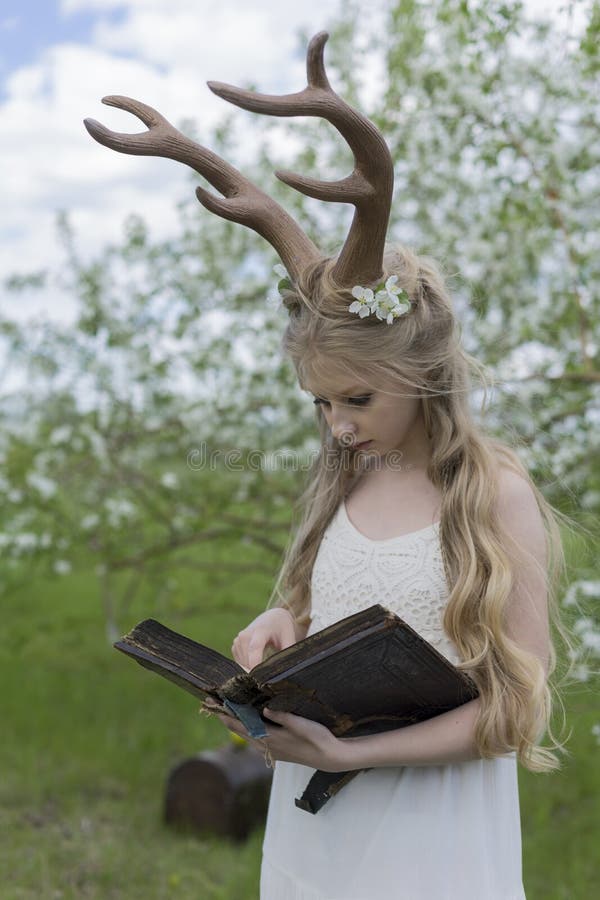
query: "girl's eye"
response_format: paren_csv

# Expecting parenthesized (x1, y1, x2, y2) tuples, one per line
(313, 395, 371, 407)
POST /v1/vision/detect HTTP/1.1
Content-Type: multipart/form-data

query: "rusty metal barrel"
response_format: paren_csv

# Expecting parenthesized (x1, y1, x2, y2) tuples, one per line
(164, 742, 273, 840)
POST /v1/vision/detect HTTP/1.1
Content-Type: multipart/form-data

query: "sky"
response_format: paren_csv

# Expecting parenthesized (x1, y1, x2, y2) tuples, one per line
(0, 0, 349, 323)
(0, 0, 587, 326)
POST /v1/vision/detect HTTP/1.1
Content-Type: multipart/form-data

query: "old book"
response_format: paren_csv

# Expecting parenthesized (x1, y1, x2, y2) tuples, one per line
(114, 604, 478, 814)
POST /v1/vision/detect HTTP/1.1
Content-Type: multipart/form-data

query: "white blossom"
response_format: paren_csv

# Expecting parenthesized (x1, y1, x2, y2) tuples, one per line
(563, 580, 600, 607)
(104, 497, 137, 526)
(349, 285, 375, 318)
(26, 472, 58, 500)
(349, 277, 411, 324)
(13, 533, 38, 551)
(81, 514, 100, 530)
(49, 426, 72, 445)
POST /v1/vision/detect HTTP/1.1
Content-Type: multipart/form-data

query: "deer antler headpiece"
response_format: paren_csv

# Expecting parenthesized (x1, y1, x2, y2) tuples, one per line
(84, 31, 401, 315)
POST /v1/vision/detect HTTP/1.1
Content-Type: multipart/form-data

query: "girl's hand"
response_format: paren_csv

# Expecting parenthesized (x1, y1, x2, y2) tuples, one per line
(231, 608, 300, 671)
(213, 707, 350, 773)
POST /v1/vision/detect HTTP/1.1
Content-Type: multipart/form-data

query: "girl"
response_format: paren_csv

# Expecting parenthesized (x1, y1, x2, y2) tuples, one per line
(85, 30, 573, 900)
(216, 247, 571, 900)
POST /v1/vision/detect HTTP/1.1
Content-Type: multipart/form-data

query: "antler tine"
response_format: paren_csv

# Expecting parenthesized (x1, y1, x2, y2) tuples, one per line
(208, 31, 394, 287)
(84, 96, 320, 281)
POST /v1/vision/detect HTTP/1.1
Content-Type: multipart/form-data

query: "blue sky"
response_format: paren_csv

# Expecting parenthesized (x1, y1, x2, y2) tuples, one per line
(0, 2, 126, 82)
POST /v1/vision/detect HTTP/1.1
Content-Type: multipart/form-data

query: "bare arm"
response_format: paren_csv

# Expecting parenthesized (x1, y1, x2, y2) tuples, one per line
(336, 469, 550, 771)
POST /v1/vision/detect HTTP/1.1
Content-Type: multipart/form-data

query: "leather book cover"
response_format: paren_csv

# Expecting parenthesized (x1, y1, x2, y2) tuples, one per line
(114, 605, 478, 813)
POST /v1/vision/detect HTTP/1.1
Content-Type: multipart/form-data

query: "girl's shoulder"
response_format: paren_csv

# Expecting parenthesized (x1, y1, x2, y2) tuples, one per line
(495, 463, 538, 514)
(494, 463, 546, 564)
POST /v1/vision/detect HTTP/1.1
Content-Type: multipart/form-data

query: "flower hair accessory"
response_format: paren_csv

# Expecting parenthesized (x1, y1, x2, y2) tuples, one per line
(349, 275, 411, 324)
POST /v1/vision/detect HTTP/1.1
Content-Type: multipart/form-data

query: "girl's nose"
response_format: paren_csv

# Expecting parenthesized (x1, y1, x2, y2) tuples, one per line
(330, 409, 357, 444)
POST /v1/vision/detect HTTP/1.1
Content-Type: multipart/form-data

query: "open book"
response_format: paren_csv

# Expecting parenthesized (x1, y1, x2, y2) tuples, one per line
(114, 604, 478, 813)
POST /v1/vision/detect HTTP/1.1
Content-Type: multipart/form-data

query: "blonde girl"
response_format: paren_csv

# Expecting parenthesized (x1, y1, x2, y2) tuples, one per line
(226, 246, 571, 899)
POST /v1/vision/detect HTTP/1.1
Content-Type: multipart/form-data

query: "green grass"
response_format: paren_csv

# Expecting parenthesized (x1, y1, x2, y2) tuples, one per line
(0, 559, 598, 899)
(0, 565, 269, 899)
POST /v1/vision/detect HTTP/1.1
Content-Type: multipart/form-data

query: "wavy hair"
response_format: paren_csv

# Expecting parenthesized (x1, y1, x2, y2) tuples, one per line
(265, 244, 579, 772)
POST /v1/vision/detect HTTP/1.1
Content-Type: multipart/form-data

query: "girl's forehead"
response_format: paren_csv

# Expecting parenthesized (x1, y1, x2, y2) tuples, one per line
(300, 361, 407, 398)
(301, 365, 373, 396)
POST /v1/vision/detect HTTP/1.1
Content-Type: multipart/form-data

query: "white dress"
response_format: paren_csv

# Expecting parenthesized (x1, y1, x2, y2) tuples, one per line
(260, 501, 526, 900)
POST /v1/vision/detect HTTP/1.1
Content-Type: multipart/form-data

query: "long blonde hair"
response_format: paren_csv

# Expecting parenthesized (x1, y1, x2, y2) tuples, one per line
(266, 244, 578, 772)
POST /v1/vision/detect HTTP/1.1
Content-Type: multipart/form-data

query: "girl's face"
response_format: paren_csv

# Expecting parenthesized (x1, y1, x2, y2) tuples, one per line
(303, 367, 431, 468)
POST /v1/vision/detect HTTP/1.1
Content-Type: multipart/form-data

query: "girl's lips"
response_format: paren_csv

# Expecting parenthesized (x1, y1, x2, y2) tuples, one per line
(355, 440, 373, 450)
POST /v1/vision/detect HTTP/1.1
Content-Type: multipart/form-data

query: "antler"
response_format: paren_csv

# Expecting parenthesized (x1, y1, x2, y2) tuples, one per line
(83, 96, 320, 281)
(208, 31, 394, 287)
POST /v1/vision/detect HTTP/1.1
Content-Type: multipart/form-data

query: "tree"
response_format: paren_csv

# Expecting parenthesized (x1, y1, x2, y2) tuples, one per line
(1, 0, 598, 660)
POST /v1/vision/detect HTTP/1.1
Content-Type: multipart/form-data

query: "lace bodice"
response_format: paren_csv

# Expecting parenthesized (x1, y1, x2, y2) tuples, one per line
(308, 500, 461, 665)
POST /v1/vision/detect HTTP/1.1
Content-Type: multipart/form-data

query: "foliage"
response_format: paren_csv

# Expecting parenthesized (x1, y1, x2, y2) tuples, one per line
(1, 0, 598, 661)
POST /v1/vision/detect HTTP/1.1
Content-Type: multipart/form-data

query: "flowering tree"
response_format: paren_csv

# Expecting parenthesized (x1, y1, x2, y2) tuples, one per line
(1, 0, 598, 660)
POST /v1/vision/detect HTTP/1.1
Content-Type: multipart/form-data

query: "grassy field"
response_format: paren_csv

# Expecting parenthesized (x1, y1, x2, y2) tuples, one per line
(1, 558, 598, 899)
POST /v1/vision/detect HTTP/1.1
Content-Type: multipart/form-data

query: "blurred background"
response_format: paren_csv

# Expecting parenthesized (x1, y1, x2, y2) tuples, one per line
(1, 0, 598, 897)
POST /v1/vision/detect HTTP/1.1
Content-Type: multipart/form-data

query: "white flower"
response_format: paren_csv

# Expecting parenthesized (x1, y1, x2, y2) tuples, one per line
(105, 497, 137, 526)
(13, 532, 38, 551)
(273, 264, 288, 279)
(348, 285, 375, 318)
(49, 426, 72, 445)
(383, 275, 400, 295)
(53, 559, 72, 576)
(26, 472, 58, 499)
(81, 514, 99, 530)
(160, 471, 178, 489)
(373, 276, 411, 323)
(349, 278, 411, 324)
(374, 293, 412, 324)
